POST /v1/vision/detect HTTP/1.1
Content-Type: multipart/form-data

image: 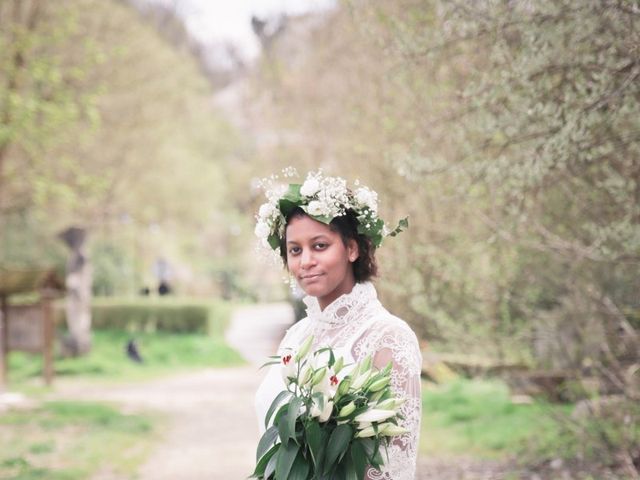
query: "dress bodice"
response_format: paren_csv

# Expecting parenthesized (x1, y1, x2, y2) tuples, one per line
(254, 282, 422, 480)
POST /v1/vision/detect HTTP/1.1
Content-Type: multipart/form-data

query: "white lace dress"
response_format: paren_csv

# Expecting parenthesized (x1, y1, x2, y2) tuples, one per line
(255, 282, 422, 480)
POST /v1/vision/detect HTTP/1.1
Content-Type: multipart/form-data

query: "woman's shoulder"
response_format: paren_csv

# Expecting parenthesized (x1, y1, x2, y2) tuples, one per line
(370, 306, 418, 339)
(356, 308, 422, 372)
(362, 306, 421, 354)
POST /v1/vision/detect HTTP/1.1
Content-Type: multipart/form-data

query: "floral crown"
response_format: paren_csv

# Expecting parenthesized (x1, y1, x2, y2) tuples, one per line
(254, 170, 408, 253)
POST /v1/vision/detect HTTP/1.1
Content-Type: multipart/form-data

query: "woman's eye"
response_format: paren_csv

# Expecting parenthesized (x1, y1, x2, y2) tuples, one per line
(288, 246, 301, 255)
(314, 243, 328, 250)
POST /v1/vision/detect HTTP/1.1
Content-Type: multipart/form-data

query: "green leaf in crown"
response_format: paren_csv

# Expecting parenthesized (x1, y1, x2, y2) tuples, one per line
(278, 184, 303, 218)
(388, 217, 409, 238)
(267, 234, 281, 251)
(303, 211, 333, 225)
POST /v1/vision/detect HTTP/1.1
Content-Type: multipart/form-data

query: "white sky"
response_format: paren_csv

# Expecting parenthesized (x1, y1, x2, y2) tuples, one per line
(148, 0, 337, 60)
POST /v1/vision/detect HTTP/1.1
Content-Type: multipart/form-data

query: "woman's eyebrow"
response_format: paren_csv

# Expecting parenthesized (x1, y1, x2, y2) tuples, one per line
(286, 234, 330, 245)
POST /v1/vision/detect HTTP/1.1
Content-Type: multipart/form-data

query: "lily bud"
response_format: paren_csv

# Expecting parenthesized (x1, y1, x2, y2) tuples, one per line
(351, 370, 372, 390)
(359, 355, 373, 374)
(375, 398, 396, 410)
(380, 423, 409, 436)
(392, 397, 406, 408)
(369, 389, 386, 402)
(338, 401, 356, 417)
(354, 409, 396, 423)
(311, 367, 327, 387)
(295, 335, 314, 361)
(368, 377, 390, 392)
(333, 356, 344, 374)
(337, 377, 351, 396)
(299, 364, 313, 385)
(355, 426, 377, 438)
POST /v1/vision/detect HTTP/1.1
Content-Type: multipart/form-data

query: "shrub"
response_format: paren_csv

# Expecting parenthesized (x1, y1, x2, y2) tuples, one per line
(56, 298, 232, 335)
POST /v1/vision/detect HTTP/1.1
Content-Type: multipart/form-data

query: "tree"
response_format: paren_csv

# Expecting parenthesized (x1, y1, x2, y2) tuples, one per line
(1, 0, 249, 299)
(0, 0, 97, 217)
(245, 1, 639, 472)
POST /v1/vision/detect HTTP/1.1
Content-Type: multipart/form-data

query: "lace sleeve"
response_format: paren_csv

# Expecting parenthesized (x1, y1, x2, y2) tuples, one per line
(353, 317, 423, 480)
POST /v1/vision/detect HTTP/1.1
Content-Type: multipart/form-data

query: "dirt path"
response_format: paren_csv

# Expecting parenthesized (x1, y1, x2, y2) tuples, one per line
(417, 457, 515, 480)
(50, 303, 295, 480)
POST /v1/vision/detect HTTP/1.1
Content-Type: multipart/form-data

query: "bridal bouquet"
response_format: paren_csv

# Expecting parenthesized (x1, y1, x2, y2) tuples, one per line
(252, 336, 407, 480)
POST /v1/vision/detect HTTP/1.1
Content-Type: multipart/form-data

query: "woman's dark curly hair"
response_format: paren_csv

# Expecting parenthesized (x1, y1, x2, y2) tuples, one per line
(279, 207, 378, 282)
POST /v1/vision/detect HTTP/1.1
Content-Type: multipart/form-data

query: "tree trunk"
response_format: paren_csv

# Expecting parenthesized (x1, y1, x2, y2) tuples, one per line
(59, 227, 92, 356)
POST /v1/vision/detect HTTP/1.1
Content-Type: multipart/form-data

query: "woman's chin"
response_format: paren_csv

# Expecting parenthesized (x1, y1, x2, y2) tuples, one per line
(298, 283, 326, 298)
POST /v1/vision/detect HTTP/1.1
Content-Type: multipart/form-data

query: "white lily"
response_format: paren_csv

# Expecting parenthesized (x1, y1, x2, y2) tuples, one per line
(280, 353, 296, 385)
(311, 367, 338, 397)
(310, 396, 333, 423)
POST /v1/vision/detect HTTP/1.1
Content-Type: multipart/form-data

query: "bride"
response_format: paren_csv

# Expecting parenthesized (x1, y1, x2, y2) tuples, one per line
(254, 171, 422, 480)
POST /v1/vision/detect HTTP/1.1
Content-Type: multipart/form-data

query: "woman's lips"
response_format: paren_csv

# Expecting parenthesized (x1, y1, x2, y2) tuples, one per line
(300, 273, 323, 282)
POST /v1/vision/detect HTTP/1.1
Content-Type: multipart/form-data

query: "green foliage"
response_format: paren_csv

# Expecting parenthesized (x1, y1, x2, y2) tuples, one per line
(55, 297, 232, 334)
(90, 241, 137, 297)
(421, 379, 569, 457)
(40, 401, 151, 433)
(89, 300, 205, 333)
(0, 2, 103, 222)
(372, 0, 640, 371)
(0, 0, 250, 297)
(247, 0, 639, 404)
(0, 401, 156, 479)
(0, 211, 67, 267)
(526, 399, 640, 474)
(8, 329, 244, 386)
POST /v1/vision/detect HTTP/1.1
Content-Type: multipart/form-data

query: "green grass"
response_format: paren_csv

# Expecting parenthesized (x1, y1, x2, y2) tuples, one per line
(7, 329, 245, 390)
(0, 400, 158, 479)
(420, 378, 571, 458)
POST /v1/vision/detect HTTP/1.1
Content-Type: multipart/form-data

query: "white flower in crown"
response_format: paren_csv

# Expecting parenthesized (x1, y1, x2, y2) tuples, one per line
(266, 183, 288, 203)
(258, 202, 277, 220)
(254, 220, 270, 239)
(317, 176, 349, 211)
(306, 200, 325, 216)
(355, 186, 378, 214)
(300, 175, 321, 197)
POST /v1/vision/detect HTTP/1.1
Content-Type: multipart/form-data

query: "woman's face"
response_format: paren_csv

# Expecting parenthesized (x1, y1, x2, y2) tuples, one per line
(285, 215, 358, 310)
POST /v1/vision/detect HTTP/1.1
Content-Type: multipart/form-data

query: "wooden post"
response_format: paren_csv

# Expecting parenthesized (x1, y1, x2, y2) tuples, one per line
(0, 295, 7, 392)
(41, 291, 54, 386)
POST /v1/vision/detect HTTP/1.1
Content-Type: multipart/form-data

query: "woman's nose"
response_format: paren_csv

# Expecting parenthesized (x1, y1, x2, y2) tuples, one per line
(300, 248, 315, 269)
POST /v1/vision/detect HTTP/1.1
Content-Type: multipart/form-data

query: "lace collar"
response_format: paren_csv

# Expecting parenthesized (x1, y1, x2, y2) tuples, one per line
(302, 281, 379, 328)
